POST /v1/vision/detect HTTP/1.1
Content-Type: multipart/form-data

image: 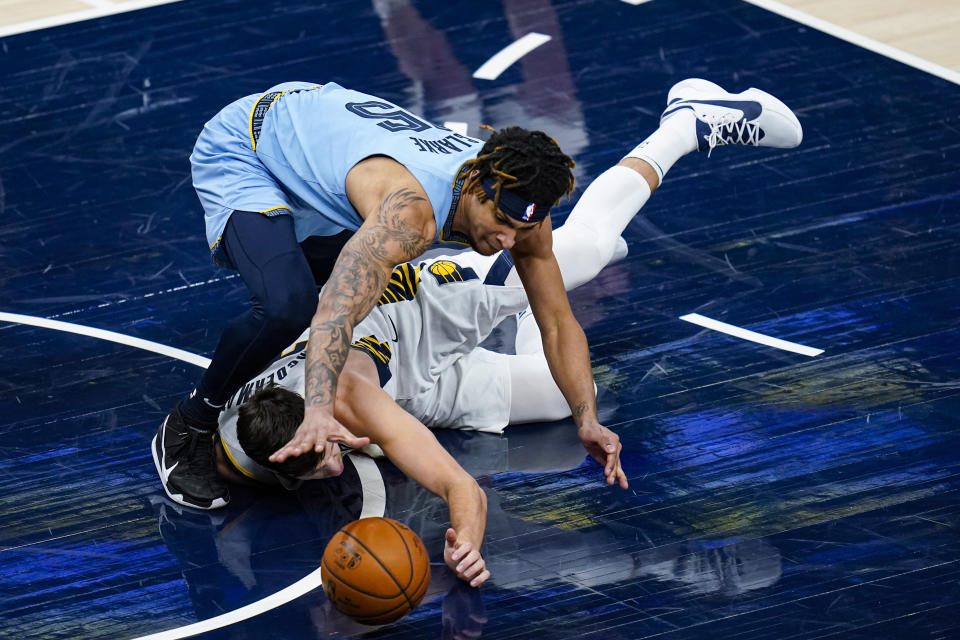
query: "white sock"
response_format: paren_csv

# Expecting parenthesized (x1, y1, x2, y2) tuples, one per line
(625, 110, 697, 182)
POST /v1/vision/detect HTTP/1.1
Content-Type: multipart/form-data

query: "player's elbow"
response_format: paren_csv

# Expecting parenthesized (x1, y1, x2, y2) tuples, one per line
(451, 471, 487, 515)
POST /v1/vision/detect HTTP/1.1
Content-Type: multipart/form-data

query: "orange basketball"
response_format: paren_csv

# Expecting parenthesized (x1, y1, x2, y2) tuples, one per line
(321, 517, 431, 625)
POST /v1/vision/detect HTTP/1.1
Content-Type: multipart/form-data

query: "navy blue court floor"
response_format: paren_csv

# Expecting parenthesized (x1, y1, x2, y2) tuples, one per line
(1, 1, 959, 639)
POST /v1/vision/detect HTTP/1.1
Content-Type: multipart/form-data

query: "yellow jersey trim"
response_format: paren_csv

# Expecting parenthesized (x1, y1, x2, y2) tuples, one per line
(249, 91, 285, 151)
(220, 435, 260, 480)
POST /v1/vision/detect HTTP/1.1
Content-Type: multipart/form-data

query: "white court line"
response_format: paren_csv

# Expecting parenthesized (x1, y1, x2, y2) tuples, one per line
(680, 313, 824, 357)
(0, 310, 388, 639)
(0, 312, 210, 368)
(132, 569, 324, 640)
(354, 456, 387, 519)
(473, 32, 551, 81)
(0, 0, 184, 38)
(620, 0, 654, 5)
(744, 0, 960, 86)
(131, 457, 386, 640)
(443, 121, 469, 136)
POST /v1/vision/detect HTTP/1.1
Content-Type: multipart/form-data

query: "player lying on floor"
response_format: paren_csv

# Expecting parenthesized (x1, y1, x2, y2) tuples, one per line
(210, 77, 803, 587)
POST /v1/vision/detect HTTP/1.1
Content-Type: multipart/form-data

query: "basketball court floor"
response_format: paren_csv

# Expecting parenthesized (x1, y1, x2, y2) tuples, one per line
(1, 1, 958, 638)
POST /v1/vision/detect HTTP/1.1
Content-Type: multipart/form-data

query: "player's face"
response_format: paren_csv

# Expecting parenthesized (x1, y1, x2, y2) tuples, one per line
(467, 197, 539, 255)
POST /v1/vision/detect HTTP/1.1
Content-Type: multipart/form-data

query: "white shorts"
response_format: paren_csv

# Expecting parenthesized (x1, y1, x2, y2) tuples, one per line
(397, 347, 512, 433)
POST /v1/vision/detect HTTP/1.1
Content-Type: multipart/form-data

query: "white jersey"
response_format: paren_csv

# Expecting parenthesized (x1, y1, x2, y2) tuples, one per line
(354, 253, 528, 429)
(218, 252, 527, 483)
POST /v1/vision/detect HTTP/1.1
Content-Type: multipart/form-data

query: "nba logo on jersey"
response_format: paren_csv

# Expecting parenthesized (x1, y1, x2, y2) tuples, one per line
(522, 203, 536, 221)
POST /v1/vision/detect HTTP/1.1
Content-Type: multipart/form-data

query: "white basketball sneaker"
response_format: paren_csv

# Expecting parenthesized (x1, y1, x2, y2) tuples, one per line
(661, 78, 803, 155)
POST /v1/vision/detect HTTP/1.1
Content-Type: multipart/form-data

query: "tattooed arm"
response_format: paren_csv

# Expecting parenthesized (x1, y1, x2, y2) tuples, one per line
(510, 219, 628, 489)
(269, 158, 436, 463)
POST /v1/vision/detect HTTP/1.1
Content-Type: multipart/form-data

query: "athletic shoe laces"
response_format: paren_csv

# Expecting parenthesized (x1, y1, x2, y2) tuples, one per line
(701, 112, 761, 156)
(185, 425, 216, 471)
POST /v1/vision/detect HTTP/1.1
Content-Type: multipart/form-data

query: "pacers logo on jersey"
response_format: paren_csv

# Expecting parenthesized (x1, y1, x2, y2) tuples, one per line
(378, 263, 420, 305)
(427, 260, 478, 285)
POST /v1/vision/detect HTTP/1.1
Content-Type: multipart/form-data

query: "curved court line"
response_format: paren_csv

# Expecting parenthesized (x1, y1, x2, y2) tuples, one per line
(0, 312, 211, 368)
(473, 32, 551, 80)
(680, 313, 824, 357)
(131, 456, 386, 640)
(0, 311, 388, 639)
(354, 455, 388, 519)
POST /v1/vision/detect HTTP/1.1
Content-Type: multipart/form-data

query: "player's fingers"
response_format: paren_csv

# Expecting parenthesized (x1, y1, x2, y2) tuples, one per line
(455, 548, 480, 573)
(470, 568, 490, 588)
(458, 552, 484, 579)
(271, 430, 316, 461)
(606, 456, 621, 485)
(613, 443, 626, 483)
(269, 443, 298, 462)
(602, 438, 619, 475)
(604, 447, 619, 478)
(452, 540, 472, 562)
(445, 528, 458, 546)
(617, 465, 629, 489)
(324, 417, 367, 447)
(329, 425, 371, 449)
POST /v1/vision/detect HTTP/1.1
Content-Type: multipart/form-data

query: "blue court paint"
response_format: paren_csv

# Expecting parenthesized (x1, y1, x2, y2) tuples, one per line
(1, 1, 958, 639)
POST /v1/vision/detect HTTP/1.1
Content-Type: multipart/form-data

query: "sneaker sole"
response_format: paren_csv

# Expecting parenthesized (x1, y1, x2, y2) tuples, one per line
(151, 433, 228, 511)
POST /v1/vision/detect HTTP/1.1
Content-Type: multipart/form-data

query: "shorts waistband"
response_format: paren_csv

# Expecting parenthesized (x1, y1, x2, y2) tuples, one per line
(248, 84, 323, 150)
(249, 91, 284, 150)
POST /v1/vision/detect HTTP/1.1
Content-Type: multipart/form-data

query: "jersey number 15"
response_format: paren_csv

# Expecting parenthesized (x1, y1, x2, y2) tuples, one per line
(345, 101, 432, 133)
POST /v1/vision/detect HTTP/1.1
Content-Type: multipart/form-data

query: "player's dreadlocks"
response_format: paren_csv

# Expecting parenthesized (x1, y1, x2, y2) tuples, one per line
(460, 126, 576, 212)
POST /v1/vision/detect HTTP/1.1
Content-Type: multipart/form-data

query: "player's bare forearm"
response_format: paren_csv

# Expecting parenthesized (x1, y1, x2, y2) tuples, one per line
(337, 367, 490, 583)
(445, 476, 487, 549)
(516, 249, 627, 488)
(541, 314, 599, 427)
(335, 358, 488, 546)
(270, 188, 432, 461)
(303, 188, 433, 410)
(511, 238, 600, 425)
(441, 478, 489, 586)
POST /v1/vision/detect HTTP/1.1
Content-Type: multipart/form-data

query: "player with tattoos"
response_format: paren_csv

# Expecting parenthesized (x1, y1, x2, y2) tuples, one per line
(153, 78, 802, 511)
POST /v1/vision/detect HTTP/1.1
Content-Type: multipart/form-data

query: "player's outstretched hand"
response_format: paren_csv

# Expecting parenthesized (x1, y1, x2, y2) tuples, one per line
(269, 405, 370, 463)
(444, 528, 489, 587)
(577, 422, 629, 489)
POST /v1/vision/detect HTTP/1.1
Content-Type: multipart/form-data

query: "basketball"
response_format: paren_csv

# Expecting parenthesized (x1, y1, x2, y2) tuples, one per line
(321, 517, 431, 625)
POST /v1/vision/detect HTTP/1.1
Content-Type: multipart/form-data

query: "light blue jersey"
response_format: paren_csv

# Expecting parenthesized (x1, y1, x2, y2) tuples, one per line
(191, 82, 482, 267)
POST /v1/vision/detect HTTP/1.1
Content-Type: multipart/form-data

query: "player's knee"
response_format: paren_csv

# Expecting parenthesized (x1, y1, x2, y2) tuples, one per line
(586, 232, 620, 270)
(260, 280, 316, 331)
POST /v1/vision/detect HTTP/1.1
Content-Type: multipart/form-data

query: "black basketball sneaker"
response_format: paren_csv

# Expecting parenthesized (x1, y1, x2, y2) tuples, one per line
(152, 403, 230, 510)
